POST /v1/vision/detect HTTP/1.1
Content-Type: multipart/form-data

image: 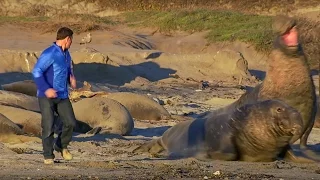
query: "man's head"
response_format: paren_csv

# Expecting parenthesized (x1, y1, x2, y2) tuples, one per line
(272, 15, 298, 47)
(56, 27, 73, 50)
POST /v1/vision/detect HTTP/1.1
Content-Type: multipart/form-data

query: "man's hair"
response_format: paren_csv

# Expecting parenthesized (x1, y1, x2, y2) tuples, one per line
(56, 27, 73, 40)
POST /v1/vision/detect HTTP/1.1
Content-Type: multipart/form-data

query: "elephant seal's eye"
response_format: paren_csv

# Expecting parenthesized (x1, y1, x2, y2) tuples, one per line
(276, 107, 283, 113)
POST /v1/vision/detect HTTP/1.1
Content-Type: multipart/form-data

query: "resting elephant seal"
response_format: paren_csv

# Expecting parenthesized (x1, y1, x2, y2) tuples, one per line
(107, 92, 171, 120)
(0, 90, 39, 112)
(0, 105, 41, 137)
(72, 97, 134, 135)
(0, 110, 41, 144)
(134, 100, 306, 162)
(1, 80, 37, 97)
(69, 81, 171, 121)
(0, 113, 24, 135)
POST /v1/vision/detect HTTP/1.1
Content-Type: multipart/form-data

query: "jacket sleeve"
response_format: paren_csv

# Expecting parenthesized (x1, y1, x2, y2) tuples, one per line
(32, 53, 54, 92)
(66, 52, 73, 85)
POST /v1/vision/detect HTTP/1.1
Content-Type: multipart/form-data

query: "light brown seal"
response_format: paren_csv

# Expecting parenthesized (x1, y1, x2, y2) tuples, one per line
(0, 109, 41, 144)
(107, 92, 171, 120)
(0, 90, 40, 112)
(1, 80, 37, 97)
(0, 105, 42, 137)
(133, 100, 308, 162)
(0, 113, 24, 135)
(72, 97, 134, 135)
(69, 82, 171, 121)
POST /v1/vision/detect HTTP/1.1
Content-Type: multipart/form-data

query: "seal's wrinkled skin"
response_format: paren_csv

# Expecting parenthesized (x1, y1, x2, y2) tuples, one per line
(133, 100, 303, 162)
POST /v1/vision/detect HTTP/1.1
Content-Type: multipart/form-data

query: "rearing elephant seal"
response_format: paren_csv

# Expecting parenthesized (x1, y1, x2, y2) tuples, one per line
(203, 15, 317, 159)
(134, 100, 304, 162)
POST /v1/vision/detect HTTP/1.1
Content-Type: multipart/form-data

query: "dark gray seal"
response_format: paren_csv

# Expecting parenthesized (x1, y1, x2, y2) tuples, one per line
(133, 100, 307, 162)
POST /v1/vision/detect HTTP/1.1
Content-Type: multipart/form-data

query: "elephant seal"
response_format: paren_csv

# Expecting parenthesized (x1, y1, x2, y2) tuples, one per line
(202, 15, 317, 159)
(72, 97, 134, 135)
(0, 109, 41, 144)
(314, 115, 320, 128)
(134, 100, 306, 162)
(0, 90, 40, 112)
(107, 92, 171, 120)
(0, 105, 42, 137)
(1, 80, 37, 97)
(0, 113, 24, 135)
(69, 81, 171, 121)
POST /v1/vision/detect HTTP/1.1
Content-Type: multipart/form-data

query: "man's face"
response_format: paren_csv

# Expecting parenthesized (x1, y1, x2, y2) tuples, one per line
(65, 36, 73, 49)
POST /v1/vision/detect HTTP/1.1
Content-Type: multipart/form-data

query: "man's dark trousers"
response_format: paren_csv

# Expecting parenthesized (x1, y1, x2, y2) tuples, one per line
(38, 97, 76, 159)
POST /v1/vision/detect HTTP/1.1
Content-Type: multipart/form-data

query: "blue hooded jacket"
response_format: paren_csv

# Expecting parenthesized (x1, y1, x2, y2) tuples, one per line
(32, 42, 73, 99)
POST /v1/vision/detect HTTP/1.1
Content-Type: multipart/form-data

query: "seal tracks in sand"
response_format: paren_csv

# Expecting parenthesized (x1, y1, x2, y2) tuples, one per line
(112, 33, 155, 50)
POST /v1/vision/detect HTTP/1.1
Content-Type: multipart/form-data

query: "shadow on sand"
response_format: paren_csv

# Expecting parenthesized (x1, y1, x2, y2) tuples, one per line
(130, 126, 171, 137)
(71, 126, 172, 142)
(73, 61, 176, 86)
(0, 72, 33, 85)
(310, 69, 318, 76)
(0, 60, 176, 87)
(72, 133, 126, 142)
(249, 69, 266, 81)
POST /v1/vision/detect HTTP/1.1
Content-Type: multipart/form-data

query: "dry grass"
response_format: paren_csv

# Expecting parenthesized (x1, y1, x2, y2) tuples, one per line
(0, 14, 116, 34)
(35, 14, 116, 34)
(121, 9, 319, 67)
(0, 0, 318, 67)
(80, 0, 319, 13)
(123, 9, 274, 52)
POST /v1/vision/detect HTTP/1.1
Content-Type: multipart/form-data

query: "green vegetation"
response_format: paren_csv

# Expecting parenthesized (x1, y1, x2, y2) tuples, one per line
(120, 10, 318, 68)
(0, 7, 317, 67)
(122, 9, 274, 52)
(80, 0, 320, 12)
(54, 14, 116, 25)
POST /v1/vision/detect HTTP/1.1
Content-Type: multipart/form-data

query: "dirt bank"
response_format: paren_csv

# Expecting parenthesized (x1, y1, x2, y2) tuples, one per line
(0, 6, 319, 179)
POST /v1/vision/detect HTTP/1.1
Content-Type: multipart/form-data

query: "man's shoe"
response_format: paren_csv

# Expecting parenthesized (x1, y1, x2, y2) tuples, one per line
(44, 159, 54, 165)
(62, 149, 73, 160)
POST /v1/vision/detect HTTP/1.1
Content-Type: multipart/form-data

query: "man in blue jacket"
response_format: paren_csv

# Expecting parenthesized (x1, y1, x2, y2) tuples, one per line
(32, 27, 77, 165)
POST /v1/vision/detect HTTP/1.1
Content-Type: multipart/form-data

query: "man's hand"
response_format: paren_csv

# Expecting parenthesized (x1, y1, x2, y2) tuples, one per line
(45, 88, 57, 98)
(70, 75, 77, 89)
